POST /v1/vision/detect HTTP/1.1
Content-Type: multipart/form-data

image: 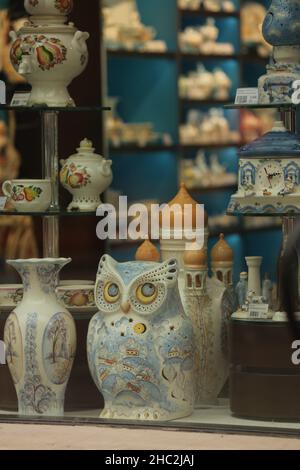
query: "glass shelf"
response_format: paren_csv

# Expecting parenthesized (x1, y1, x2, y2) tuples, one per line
(0, 105, 111, 113)
(224, 103, 298, 110)
(0, 210, 101, 217)
(227, 211, 300, 217)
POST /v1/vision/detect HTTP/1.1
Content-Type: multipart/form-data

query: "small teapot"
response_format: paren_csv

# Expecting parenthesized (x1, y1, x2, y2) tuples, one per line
(60, 138, 113, 212)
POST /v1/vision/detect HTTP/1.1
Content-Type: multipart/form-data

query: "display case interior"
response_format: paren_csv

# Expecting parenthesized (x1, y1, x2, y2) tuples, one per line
(1, 0, 300, 439)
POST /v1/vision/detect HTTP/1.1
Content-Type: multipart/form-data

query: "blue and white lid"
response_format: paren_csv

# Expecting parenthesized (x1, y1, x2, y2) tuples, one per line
(238, 121, 300, 157)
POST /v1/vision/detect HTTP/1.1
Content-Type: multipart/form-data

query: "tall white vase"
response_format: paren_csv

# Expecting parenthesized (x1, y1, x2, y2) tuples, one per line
(245, 256, 262, 296)
(4, 258, 76, 416)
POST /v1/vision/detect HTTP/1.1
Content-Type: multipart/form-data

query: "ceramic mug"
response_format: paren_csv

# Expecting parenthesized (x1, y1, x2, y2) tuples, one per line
(2, 179, 52, 212)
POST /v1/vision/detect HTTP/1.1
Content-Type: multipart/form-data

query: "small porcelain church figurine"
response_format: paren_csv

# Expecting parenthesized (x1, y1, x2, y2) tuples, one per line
(183, 234, 237, 406)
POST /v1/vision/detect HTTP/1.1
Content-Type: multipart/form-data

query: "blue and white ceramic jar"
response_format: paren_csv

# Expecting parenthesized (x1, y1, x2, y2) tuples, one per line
(4, 258, 76, 416)
(259, 0, 300, 103)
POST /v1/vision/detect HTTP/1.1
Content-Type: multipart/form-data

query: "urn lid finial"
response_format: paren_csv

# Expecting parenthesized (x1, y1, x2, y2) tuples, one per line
(76, 138, 97, 155)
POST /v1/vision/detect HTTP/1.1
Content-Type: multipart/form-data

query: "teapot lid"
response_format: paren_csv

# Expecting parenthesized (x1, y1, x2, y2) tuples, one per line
(71, 138, 103, 160)
(238, 121, 300, 157)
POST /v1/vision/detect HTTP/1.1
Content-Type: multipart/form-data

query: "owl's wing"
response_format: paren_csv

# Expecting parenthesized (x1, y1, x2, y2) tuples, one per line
(132, 258, 178, 287)
(97, 254, 117, 279)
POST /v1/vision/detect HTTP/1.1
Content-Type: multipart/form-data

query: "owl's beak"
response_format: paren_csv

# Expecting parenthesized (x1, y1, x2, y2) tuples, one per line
(121, 301, 131, 314)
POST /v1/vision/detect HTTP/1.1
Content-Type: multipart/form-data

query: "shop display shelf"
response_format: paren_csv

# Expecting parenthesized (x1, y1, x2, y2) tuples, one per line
(189, 184, 238, 193)
(180, 52, 239, 61)
(0, 105, 111, 113)
(224, 103, 298, 110)
(180, 98, 234, 106)
(179, 142, 241, 150)
(179, 9, 240, 18)
(106, 49, 177, 60)
(227, 210, 300, 217)
(0, 210, 101, 217)
(109, 144, 177, 154)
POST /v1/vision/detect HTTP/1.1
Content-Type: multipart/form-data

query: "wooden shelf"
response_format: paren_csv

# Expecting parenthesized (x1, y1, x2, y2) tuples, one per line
(107, 49, 177, 60)
(189, 184, 237, 193)
(179, 142, 241, 150)
(109, 144, 177, 154)
(180, 52, 239, 60)
(109, 143, 241, 153)
(179, 8, 240, 18)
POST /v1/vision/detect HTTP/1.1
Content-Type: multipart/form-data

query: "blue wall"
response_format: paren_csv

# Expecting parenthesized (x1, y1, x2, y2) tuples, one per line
(106, 0, 282, 285)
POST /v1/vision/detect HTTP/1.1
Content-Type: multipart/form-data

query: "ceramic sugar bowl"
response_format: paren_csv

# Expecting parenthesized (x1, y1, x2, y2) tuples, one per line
(24, 0, 74, 17)
(60, 138, 113, 212)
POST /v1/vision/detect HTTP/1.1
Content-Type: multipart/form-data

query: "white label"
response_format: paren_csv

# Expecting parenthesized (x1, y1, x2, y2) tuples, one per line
(248, 303, 269, 319)
(0, 81, 6, 104)
(0, 197, 7, 210)
(10, 92, 31, 107)
(235, 88, 258, 105)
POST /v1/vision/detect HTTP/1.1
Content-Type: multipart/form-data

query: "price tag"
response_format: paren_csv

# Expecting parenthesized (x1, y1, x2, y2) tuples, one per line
(10, 92, 31, 107)
(248, 303, 269, 319)
(0, 197, 7, 210)
(235, 88, 258, 105)
(0, 80, 6, 104)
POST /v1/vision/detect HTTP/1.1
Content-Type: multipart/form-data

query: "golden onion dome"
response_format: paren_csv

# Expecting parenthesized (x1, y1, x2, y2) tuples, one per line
(135, 240, 160, 263)
(211, 233, 233, 263)
(183, 244, 207, 268)
(160, 183, 208, 229)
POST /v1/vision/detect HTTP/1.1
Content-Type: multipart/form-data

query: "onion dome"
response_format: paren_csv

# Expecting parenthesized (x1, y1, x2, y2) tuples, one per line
(135, 240, 160, 263)
(211, 234, 233, 263)
(160, 183, 208, 229)
(238, 122, 300, 158)
(262, 0, 300, 46)
(183, 244, 207, 269)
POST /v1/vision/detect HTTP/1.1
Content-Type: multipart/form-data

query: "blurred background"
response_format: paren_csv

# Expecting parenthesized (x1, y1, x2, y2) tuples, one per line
(0, 0, 282, 286)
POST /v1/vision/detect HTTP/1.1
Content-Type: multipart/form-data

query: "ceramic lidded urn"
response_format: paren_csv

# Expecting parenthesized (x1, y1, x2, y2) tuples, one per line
(87, 248, 195, 421)
(4, 258, 76, 416)
(9, 1, 89, 107)
(228, 121, 300, 215)
(60, 138, 113, 212)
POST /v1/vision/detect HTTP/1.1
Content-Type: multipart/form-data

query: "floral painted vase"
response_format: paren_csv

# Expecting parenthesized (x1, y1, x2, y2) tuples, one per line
(4, 258, 76, 416)
(60, 138, 113, 211)
(87, 255, 195, 421)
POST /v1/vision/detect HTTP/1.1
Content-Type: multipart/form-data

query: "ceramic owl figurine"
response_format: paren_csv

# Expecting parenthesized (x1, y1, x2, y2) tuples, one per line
(87, 254, 195, 421)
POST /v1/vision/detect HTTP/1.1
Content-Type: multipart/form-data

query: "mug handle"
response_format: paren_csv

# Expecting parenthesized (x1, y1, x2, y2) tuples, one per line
(2, 181, 12, 198)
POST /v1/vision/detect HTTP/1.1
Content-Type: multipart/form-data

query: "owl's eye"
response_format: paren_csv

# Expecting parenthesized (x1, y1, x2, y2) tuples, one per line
(136, 283, 157, 304)
(104, 282, 120, 303)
